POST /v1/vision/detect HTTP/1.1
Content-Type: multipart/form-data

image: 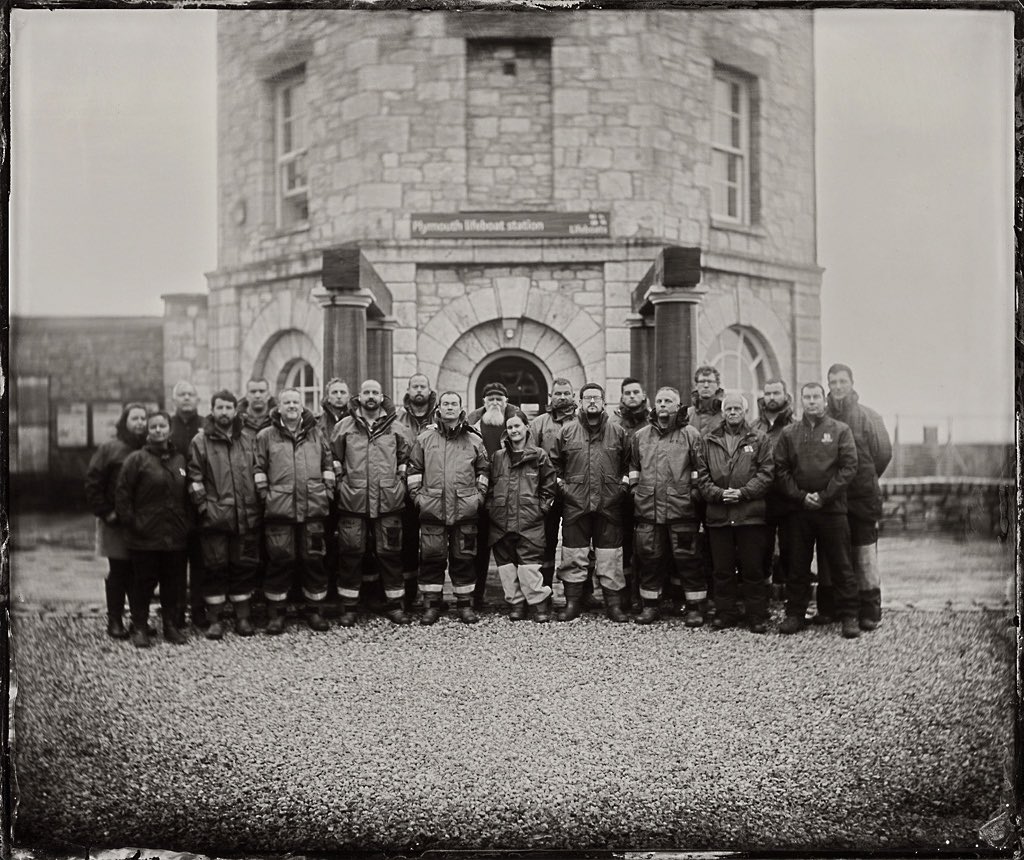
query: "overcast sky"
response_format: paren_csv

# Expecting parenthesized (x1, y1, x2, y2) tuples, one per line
(8, 8, 1014, 442)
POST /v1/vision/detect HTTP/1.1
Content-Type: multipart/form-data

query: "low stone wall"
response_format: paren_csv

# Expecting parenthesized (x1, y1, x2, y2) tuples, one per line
(880, 477, 1015, 542)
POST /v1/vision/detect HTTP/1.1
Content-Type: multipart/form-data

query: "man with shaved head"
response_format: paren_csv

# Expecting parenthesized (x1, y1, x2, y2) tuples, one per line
(330, 379, 412, 626)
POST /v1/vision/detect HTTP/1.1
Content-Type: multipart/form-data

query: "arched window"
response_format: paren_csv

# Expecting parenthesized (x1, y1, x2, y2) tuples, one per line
(705, 326, 774, 416)
(279, 358, 320, 412)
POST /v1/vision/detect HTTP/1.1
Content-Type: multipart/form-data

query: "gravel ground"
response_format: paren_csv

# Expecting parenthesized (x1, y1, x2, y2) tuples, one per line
(11, 608, 1014, 854)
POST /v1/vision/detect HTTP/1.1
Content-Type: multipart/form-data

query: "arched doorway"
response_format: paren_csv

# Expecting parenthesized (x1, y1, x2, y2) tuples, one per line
(705, 324, 777, 417)
(473, 354, 549, 416)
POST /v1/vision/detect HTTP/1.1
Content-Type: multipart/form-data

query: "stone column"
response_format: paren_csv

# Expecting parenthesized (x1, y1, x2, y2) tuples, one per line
(366, 318, 398, 396)
(312, 286, 372, 388)
(649, 286, 708, 394)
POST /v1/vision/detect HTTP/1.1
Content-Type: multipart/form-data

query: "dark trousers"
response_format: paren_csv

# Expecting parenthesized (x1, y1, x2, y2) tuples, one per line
(129, 549, 187, 627)
(419, 521, 478, 602)
(324, 506, 340, 600)
(337, 514, 405, 605)
(473, 509, 492, 602)
(708, 525, 769, 624)
(401, 501, 420, 576)
(199, 532, 261, 600)
(763, 511, 792, 585)
(263, 521, 329, 604)
(540, 497, 563, 587)
(633, 522, 703, 601)
(105, 558, 133, 618)
(786, 511, 858, 620)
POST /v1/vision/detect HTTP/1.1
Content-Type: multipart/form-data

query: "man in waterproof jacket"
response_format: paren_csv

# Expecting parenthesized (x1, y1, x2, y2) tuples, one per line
(317, 377, 350, 606)
(754, 378, 796, 599)
(254, 388, 336, 634)
(773, 382, 860, 639)
(695, 392, 774, 633)
(467, 382, 520, 611)
(487, 409, 557, 623)
(612, 377, 650, 613)
(186, 390, 262, 640)
(627, 387, 704, 626)
(823, 363, 892, 631)
(528, 378, 577, 591)
(395, 372, 439, 611)
(406, 391, 490, 625)
(551, 382, 631, 623)
(239, 378, 275, 442)
(330, 379, 412, 627)
(686, 365, 725, 436)
(168, 380, 205, 629)
(84, 402, 149, 639)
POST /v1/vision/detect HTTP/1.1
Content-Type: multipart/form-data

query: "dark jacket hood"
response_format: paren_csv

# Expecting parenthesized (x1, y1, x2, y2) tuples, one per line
(826, 390, 860, 418)
(691, 388, 725, 414)
(545, 399, 578, 423)
(270, 406, 318, 437)
(403, 390, 437, 417)
(757, 395, 795, 427)
(432, 408, 481, 439)
(616, 400, 650, 428)
(647, 407, 690, 434)
(201, 414, 243, 441)
(576, 408, 610, 435)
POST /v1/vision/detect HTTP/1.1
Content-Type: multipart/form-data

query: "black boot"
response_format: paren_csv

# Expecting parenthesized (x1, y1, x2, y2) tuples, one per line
(104, 575, 130, 639)
(306, 602, 330, 632)
(383, 600, 412, 626)
(234, 599, 256, 637)
(812, 584, 835, 624)
(558, 582, 584, 622)
(533, 597, 553, 623)
(456, 600, 479, 625)
(683, 601, 705, 628)
(266, 601, 287, 635)
(403, 578, 419, 613)
(603, 588, 629, 623)
(337, 601, 358, 628)
(205, 604, 224, 640)
(419, 596, 441, 626)
(635, 598, 661, 625)
(162, 610, 188, 645)
(130, 617, 151, 648)
(859, 588, 882, 631)
(508, 602, 529, 621)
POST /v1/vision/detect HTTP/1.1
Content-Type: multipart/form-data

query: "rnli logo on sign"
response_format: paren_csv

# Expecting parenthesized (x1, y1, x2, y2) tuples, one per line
(821, 433, 833, 443)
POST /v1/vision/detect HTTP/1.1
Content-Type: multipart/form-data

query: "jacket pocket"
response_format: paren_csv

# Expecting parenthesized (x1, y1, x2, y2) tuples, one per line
(337, 478, 366, 515)
(306, 479, 330, 519)
(265, 487, 293, 522)
(417, 488, 444, 523)
(666, 485, 695, 522)
(455, 486, 482, 522)
(202, 499, 234, 533)
(378, 478, 406, 514)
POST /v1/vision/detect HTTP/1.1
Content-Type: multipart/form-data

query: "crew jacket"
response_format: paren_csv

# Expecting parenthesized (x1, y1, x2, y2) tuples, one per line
(611, 401, 650, 447)
(407, 411, 490, 526)
(686, 388, 725, 436)
(84, 414, 145, 520)
(695, 421, 774, 527)
(486, 429, 556, 547)
(552, 410, 630, 525)
(330, 396, 410, 518)
(114, 441, 192, 552)
(826, 391, 892, 519)
(254, 408, 335, 523)
(627, 410, 702, 525)
(773, 413, 857, 514)
(395, 391, 438, 443)
(528, 402, 577, 463)
(187, 415, 261, 535)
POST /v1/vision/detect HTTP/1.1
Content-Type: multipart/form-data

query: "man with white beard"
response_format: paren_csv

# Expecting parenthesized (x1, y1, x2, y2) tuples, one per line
(467, 383, 519, 610)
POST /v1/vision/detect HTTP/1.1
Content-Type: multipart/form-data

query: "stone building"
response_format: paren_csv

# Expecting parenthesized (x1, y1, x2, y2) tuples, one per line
(203, 8, 822, 415)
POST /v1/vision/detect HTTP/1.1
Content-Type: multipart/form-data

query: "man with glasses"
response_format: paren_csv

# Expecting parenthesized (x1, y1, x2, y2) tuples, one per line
(551, 383, 631, 623)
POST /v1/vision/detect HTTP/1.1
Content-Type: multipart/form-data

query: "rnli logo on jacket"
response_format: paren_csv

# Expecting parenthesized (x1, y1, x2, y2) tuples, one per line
(179, 468, 187, 476)
(821, 433, 832, 443)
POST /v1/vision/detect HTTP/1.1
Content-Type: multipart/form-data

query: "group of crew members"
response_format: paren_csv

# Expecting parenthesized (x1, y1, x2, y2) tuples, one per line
(84, 362, 891, 648)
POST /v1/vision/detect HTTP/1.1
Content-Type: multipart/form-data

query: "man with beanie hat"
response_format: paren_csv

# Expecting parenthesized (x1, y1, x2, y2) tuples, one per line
(822, 363, 892, 631)
(467, 382, 519, 610)
(529, 378, 577, 591)
(487, 409, 557, 622)
(551, 382, 631, 623)
(187, 390, 262, 639)
(628, 387, 704, 625)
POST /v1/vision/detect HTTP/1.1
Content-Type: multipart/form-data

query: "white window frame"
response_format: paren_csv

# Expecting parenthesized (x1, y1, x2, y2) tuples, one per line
(706, 326, 772, 418)
(711, 69, 751, 225)
(275, 70, 309, 229)
(281, 358, 320, 412)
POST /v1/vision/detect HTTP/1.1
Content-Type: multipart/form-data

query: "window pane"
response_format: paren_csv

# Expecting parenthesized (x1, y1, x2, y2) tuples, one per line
(731, 115, 741, 148)
(713, 108, 731, 147)
(727, 187, 738, 218)
(730, 81, 741, 114)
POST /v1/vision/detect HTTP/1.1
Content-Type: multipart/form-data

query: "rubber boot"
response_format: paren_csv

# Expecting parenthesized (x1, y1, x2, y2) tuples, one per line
(265, 601, 287, 635)
(859, 588, 882, 631)
(104, 576, 130, 639)
(162, 610, 188, 645)
(419, 595, 441, 626)
(811, 585, 835, 625)
(337, 600, 358, 628)
(508, 601, 529, 621)
(306, 601, 330, 632)
(558, 582, 585, 622)
(683, 601, 705, 628)
(456, 598, 479, 625)
(635, 598, 661, 625)
(234, 599, 256, 637)
(603, 588, 629, 623)
(204, 604, 224, 640)
(383, 600, 412, 626)
(533, 597, 553, 624)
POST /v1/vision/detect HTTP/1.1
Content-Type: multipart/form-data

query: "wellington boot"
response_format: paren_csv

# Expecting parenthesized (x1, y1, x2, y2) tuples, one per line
(683, 602, 705, 628)
(383, 606, 412, 626)
(234, 600, 256, 637)
(162, 612, 188, 645)
(603, 589, 629, 624)
(265, 603, 286, 635)
(306, 606, 330, 632)
(419, 597, 441, 626)
(457, 604, 480, 625)
(558, 582, 585, 622)
(634, 600, 661, 625)
(402, 579, 419, 613)
(508, 602, 529, 621)
(533, 597, 553, 623)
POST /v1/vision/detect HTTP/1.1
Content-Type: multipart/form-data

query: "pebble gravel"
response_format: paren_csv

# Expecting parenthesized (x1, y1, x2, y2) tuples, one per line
(10, 608, 1014, 854)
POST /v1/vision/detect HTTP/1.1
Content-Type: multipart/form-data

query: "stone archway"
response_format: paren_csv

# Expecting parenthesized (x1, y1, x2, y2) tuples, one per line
(436, 319, 586, 407)
(253, 328, 323, 399)
(470, 350, 550, 415)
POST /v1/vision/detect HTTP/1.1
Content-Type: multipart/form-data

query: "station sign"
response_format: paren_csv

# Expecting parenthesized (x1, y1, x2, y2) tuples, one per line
(410, 211, 610, 239)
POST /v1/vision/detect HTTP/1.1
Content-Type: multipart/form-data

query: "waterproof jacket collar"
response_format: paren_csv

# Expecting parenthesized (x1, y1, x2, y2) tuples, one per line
(706, 420, 759, 448)
(646, 408, 690, 435)
(143, 440, 178, 458)
(348, 395, 399, 438)
(500, 427, 541, 462)
(201, 414, 243, 442)
(801, 412, 828, 430)
(403, 390, 437, 422)
(270, 406, 318, 441)
(320, 400, 350, 424)
(546, 400, 578, 423)
(431, 409, 481, 439)
(826, 390, 860, 419)
(691, 387, 724, 414)
(616, 400, 649, 429)
(575, 408, 609, 436)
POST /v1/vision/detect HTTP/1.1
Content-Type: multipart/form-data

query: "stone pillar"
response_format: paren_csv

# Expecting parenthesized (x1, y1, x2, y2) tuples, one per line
(649, 287, 708, 394)
(626, 313, 655, 397)
(367, 318, 397, 396)
(312, 287, 372, 389)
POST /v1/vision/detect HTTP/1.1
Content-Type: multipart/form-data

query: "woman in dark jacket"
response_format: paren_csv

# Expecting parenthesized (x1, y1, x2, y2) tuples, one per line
(84, 403, 149, 638)
(115, 410, 192, 647)
(695, 393, 774, 633)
